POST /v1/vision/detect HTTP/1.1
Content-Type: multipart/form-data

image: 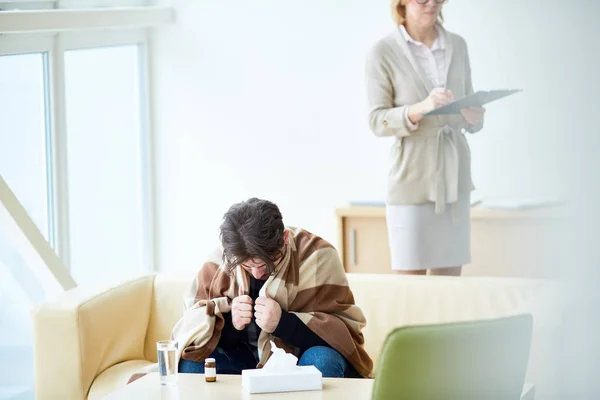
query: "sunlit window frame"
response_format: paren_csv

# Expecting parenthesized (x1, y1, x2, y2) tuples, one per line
(1, 175, 76, 290)
(0, 0, 149, 10)
(0, 0, 174, 33)
(0, 5, 172, 280)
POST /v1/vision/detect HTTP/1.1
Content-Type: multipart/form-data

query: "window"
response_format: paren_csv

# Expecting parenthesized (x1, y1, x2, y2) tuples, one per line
(0, 8, 171, 399)
(0, 53, 53, 244)
(1, 31, 155, 284)
(0, 177, 71, 400)
(64, 45, 148, 285)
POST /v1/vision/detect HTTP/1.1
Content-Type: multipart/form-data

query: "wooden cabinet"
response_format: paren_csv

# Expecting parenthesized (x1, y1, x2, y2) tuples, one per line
(336, 207, 391, 274)
(336, 205, 563, 279)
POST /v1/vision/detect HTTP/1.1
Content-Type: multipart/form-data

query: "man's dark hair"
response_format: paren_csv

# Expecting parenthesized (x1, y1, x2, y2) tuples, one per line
(220, 198, 285, 274)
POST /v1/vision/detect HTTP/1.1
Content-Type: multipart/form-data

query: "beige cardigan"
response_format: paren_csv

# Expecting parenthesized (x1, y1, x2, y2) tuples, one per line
(366, 25, 482, 211)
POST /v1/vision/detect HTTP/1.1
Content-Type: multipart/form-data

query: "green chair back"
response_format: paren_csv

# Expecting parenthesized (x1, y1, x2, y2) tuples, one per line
(372, 314, 533, 400)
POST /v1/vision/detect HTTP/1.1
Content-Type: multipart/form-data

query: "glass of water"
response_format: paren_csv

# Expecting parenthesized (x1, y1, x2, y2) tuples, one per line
(157, 340, 178, 386)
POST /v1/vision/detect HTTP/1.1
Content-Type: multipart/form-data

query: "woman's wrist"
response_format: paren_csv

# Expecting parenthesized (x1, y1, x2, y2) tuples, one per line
(407, 102, 425, 124)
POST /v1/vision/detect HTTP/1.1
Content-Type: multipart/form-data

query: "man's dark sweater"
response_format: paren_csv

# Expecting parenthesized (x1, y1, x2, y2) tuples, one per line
(219, 276, 329, 358)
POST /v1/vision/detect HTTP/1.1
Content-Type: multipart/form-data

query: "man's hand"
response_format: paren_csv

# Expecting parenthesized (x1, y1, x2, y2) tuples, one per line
(232, 287, 253, 331)
(254, 291, 282, 334)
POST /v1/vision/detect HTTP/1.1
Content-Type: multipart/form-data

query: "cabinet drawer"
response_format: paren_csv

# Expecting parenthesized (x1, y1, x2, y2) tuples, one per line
(341, 216, 391, 273)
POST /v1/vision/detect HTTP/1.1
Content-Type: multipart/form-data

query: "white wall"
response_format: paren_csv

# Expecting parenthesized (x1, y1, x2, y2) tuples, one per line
(150, 0, 571, 270)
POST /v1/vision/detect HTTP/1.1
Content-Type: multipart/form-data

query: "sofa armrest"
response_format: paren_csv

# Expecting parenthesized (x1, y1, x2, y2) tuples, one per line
(31, 274, 156, 400)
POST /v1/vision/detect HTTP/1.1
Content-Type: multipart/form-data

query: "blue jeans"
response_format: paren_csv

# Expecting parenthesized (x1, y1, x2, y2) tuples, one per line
(298, 346, 353, 378)
(179, 345, 360, 378)
(179, 345, 257, 375)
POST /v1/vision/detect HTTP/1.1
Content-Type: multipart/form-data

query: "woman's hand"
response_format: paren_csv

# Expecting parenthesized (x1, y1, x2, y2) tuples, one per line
(423, 87, 454, 112)
(407, 88, 454, 124)
(460, 106, 485, 126)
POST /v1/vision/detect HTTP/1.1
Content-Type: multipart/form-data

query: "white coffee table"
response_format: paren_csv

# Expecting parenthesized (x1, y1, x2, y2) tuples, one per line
(103, 373, 535, 399)
(103, 373, 373, 399)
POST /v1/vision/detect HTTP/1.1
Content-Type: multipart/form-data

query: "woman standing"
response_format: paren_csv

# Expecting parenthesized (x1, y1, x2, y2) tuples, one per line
(366, 0, 485, 276)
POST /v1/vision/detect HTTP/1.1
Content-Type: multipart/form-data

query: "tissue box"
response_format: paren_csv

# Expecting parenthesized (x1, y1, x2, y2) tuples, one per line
(241, 365, 323, 394)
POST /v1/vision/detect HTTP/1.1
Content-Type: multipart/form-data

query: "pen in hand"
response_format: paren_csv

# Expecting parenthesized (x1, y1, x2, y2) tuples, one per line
(408, 86, 454, 123)
(436, 83, 454, 104)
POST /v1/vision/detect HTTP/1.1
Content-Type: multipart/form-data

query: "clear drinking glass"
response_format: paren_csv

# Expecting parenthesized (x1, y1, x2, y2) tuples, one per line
(157, 340, 178, 385)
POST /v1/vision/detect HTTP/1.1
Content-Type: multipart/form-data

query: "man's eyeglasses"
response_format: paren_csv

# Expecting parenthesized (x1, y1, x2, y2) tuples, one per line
(416, 0, 446, 4)
(238, 246, 286, 272)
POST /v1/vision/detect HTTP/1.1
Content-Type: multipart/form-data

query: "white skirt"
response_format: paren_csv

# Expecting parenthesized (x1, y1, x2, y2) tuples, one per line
(386, 195, 471, 271)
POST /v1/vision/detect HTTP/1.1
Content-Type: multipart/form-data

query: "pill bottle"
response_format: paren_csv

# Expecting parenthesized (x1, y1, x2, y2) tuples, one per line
(205, 358, 217, 382)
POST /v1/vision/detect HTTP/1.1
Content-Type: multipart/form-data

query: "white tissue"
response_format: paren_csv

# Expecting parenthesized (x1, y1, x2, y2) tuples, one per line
(261, 341, 299, 371)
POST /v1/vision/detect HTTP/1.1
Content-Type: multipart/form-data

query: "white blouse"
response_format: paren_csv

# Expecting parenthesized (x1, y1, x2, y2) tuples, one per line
(399, 23, 446, 88)
(399, 24, 446, 130)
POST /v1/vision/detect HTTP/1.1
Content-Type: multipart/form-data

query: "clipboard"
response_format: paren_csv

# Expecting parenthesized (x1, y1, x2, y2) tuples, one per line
(424, 89, 522, 116)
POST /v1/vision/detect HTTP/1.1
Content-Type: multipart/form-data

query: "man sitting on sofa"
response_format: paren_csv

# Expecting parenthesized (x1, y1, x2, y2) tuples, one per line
(172, 197, 373, 378)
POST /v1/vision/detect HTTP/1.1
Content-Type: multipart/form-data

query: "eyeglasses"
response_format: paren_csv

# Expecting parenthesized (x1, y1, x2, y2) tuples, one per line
(416, 0, 446, 4)
(238, 246, 286, 272)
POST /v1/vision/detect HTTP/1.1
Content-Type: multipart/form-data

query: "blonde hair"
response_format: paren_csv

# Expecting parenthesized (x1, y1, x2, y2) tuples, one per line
(390, 0, 444, 26)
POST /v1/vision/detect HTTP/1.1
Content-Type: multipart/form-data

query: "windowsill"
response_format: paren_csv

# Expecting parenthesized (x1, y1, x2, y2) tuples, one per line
(0, 5, 175, 33)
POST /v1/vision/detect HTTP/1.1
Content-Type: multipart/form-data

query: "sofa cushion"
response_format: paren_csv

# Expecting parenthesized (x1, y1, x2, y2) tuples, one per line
(144, 271, 195, 362)
(88, 360, 153, 400)
(346, 275, 554, 365)
(346, 274, 563, 398)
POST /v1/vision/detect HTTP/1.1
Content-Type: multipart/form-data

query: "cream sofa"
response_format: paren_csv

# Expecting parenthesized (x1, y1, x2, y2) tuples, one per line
(32, 272, 564, 399)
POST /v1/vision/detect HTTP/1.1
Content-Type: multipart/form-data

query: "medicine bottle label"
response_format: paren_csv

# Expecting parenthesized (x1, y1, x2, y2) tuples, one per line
(206, 367, 216, 378)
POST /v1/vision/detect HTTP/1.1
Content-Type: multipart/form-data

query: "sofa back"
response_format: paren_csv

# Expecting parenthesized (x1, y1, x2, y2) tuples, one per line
(144, 272, 563, 396)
